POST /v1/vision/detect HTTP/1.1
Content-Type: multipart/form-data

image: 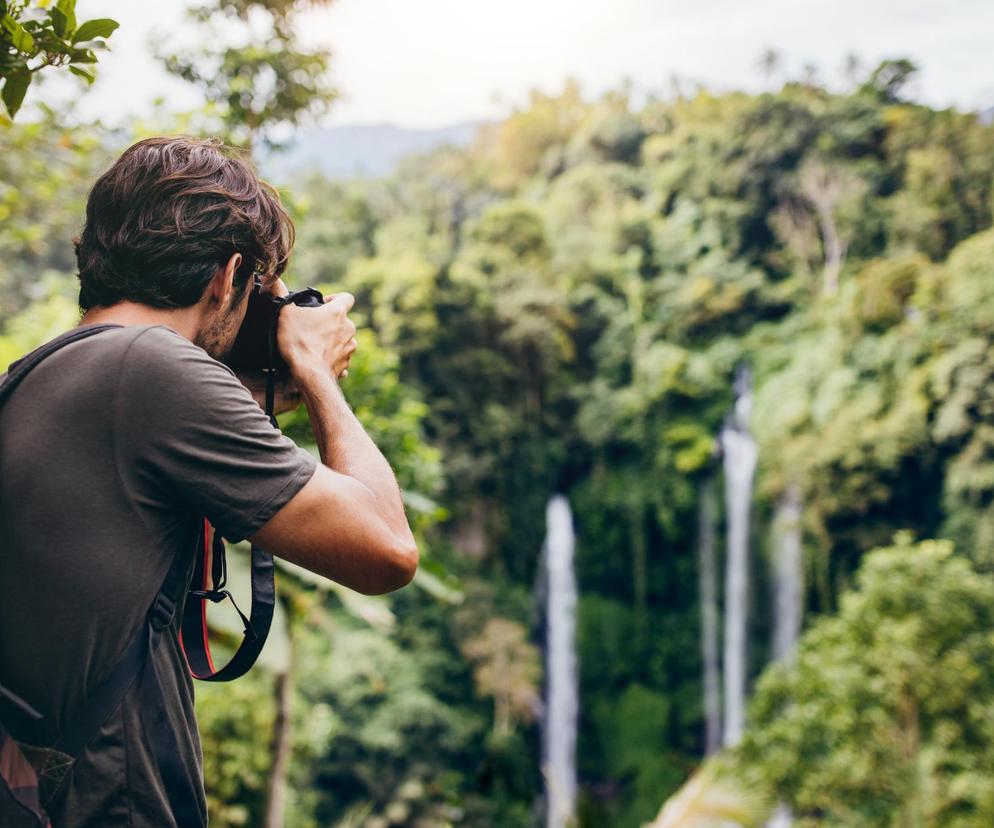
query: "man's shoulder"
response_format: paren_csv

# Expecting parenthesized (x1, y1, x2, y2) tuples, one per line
(115, 325, 260, 427)
(119, 324, 209, 360)
(6, 326, 215, 402)
(70, 324, 207, 367)
(117, 325, 234, 382)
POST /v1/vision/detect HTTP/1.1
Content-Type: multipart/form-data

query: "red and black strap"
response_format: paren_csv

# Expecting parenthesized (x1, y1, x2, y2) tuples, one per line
(178, 298, 292, 683)
(178, 521, 276, 682)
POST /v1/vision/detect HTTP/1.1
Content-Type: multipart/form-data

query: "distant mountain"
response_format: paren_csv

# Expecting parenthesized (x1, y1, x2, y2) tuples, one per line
(981, 107, 994, 126)
(259, 122, 484, 182)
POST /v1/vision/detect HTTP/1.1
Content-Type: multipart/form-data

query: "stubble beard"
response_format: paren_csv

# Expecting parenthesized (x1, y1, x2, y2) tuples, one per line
(195, 302, 242, 361)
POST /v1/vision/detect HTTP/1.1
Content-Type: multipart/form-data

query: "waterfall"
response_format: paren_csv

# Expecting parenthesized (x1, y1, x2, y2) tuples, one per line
(765, 485, 804, 828)
(720, 367, 758, 748)
(772, 485, 803, 663)
(543, 495, 578, 828)
(767, 805, 794, 828)
(697, 477, 722, 755)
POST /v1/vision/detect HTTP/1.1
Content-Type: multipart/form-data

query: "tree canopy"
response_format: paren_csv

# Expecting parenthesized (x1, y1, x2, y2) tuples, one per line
(4, 43, 994, 826)
(1, 0, 118, 117)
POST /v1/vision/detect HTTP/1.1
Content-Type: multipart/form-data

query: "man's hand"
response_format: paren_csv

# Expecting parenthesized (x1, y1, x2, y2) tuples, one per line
(248, 277, 418, 595)
(235, 277, 357, 413)
(270, 277, 358, 381)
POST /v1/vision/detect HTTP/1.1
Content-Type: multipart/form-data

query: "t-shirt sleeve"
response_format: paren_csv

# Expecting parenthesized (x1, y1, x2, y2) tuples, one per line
(116, 326, 318, 542)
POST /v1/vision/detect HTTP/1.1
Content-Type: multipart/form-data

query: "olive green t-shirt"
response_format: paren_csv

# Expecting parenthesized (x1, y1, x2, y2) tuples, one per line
(0, 324, 317, 826)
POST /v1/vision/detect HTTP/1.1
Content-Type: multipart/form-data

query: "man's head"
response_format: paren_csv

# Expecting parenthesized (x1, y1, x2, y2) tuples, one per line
(74, 136, 294, 358)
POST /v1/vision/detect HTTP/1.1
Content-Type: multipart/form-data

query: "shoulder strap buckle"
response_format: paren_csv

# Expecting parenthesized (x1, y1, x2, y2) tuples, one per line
(149, 593, 177, 630)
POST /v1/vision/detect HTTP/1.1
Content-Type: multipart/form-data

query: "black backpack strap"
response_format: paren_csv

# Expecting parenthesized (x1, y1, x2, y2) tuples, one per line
(0, 524, 206, 826)
(1, 324, 207, 825)
(132, 518, 208, 826)
(0, 323, 127, 741)
(0, 324, 123, 404)
(50, 515, 195, 756)
(39, 519, 206, 824)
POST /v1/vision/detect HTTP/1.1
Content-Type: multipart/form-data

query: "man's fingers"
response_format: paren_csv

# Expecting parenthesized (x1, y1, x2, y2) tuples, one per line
(337, 342, 357, 379)
(326, 291, 355, 312)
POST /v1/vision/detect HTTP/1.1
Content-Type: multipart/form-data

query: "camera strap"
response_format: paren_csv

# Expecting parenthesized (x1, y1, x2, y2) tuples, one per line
(180, 286, 324, 682)
(178, 521, 275, 681)
(178, 325, 286, 682)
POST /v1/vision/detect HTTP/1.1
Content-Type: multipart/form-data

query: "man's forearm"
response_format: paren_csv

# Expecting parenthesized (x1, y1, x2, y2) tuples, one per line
(294, 365, 411, 540)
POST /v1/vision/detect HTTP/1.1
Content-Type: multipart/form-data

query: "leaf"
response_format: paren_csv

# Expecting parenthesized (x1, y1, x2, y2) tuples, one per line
(72, 18, 118, 43)
(1, 71, 30, 118)
(412, 567, 464, 604)
(50, 7, 66, 36)
(68, 64, 94, 84)
(71, 40, 109, 51)
(329, 582, 396, 630)
(55, 0, 76, 34)
(2, 15, 35, 52)
(648, 761, 772, 828)
(68, 48, 96, 64)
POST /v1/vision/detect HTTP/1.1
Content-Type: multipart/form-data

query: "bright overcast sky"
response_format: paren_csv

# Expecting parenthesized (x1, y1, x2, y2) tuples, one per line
(35, 0, 994, 129)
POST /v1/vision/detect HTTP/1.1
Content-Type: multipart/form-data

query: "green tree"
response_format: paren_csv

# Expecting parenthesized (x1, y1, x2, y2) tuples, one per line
(0, 110, 110, 320)
(860, 58, 919, 104)
(459, 617, 540, 738)
(739, 536, 994, 826)
(1, 0, 118, 117)
(158, 0, 336, 150)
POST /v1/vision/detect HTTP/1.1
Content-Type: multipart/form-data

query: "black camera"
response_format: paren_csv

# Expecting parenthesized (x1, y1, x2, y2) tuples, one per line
(224, 282, 325, 423)
(225, 282, 325, 376)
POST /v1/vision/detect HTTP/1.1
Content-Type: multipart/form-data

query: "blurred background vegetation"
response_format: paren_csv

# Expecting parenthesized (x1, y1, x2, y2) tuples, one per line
(5, 1, 994, 826)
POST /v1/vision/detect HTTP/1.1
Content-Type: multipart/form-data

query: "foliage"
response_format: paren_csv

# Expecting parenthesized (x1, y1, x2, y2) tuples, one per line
(7, 40, 994, 827)
(289, 64, 994, 824)
(196, 669, 277, 827)
(157, 0, 336, 149)
(738, 536, 994, 827)
(0, 110, 111, 319)
(0, 0, 118, 117)
(460, 617, 541, 737)
(646, 759, 771, 828)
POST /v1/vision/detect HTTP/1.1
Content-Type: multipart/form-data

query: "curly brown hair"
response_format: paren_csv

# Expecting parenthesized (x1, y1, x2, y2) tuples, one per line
(74, 136, 295, 311)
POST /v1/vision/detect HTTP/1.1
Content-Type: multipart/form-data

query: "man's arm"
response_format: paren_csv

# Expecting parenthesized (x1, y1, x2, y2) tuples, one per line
(248, 292, 418, 595)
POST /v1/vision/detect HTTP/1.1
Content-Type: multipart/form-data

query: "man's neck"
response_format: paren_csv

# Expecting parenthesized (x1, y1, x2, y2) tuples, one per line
(79, 301, 204, 344)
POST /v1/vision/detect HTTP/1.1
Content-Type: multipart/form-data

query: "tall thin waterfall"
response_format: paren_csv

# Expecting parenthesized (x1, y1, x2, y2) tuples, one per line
(766, 485, 805, 828)
(697, 478, 722, 755)
(543, 495, 578, 828)
(721, 367, 758, 747)
(772, 485, 803, 663)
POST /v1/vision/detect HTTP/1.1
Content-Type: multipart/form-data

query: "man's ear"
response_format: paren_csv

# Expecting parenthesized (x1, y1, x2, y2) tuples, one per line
(208, 253, 243, 307)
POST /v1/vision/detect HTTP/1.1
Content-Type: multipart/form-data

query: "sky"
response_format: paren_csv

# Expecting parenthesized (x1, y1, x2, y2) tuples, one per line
(33, 0, 994, 129)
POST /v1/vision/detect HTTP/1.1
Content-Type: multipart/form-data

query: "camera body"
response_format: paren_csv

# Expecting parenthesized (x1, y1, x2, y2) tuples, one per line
(224, 284, 325, 375)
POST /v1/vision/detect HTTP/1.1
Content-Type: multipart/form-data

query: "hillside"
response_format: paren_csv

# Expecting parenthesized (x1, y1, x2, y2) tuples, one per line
(258, 121, 483, 182)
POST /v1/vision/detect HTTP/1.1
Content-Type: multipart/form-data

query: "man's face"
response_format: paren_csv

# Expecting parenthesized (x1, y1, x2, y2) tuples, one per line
(195, 278, 252, 360)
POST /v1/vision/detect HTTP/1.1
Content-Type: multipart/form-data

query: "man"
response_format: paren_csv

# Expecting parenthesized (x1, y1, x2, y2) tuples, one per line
(0, 136, 418, 826)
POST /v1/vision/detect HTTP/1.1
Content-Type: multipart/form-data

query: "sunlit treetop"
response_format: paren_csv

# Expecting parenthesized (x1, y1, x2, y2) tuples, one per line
(159, 0, 338, 151)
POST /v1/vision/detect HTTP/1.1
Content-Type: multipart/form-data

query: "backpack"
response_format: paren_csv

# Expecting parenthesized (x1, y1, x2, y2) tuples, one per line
(0, 324, 278, 826)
